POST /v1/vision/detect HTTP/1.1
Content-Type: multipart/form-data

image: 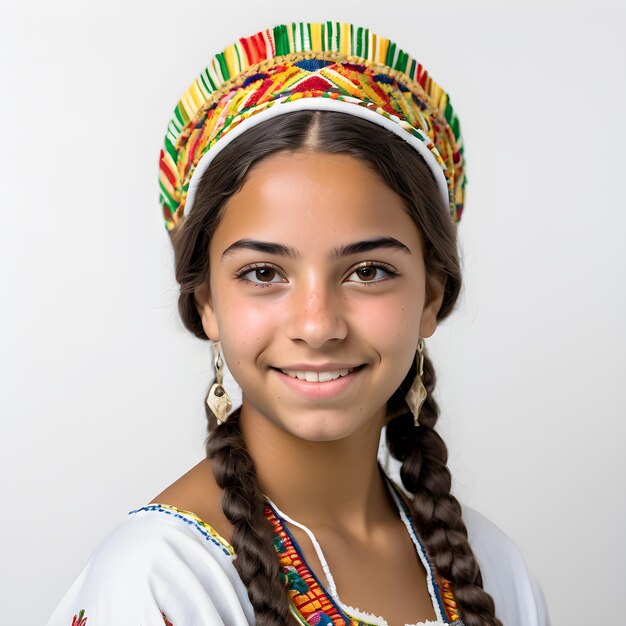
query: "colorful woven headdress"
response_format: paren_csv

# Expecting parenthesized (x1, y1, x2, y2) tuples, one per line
(158, 21, 466, 233)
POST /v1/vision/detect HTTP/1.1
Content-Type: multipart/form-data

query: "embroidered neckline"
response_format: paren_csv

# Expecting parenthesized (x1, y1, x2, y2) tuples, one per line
(130, 477, 461, 625)
(265, 474, 460, 626)
(265, 503, 355, 624)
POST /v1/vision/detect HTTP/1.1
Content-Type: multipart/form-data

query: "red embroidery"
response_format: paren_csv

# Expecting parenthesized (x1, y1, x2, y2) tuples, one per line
(71, 610, 87, 626)
(69, 608, 173, 625)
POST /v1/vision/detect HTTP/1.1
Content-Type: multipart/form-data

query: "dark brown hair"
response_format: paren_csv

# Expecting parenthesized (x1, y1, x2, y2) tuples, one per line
(170, 110, 502, 626)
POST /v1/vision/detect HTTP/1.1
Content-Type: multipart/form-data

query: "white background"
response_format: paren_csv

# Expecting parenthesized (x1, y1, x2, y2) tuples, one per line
(1, 1, 625, 624)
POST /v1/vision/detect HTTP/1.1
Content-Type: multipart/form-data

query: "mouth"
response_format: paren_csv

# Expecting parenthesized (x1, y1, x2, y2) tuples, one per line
(270, 364, 367, 399)
(272, 364, 366, 382)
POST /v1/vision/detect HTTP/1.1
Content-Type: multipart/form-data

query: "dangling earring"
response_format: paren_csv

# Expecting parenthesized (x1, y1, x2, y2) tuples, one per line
(405, 338, 427, 428)
(207, 341, 232, 425)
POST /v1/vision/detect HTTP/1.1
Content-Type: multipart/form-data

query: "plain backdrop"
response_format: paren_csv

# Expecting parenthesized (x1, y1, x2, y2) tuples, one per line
(1, 1, 624, 624)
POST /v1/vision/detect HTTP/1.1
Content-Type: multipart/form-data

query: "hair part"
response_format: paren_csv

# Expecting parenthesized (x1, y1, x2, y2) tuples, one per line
(171, 110, 502, 626)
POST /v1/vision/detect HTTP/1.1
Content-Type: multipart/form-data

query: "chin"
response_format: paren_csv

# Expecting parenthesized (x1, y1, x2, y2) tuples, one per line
(239, 395, 383, 443)
(289, 427, 352, 443)
(278, 411, 369, 443)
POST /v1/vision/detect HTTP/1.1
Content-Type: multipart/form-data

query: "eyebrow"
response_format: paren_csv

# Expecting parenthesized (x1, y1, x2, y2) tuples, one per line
(221, 236, 412, 260)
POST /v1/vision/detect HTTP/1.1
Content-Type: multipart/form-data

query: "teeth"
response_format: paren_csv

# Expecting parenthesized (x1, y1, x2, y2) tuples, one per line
(318, 371, 338, 382)
(280, 368, 354, 382)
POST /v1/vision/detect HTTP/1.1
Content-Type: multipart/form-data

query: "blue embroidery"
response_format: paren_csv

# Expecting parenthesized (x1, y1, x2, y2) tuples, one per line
(128, 504, 233, 557)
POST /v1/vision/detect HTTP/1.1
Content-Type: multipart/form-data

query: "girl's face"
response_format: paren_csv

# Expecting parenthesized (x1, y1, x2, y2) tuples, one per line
(195, 150, 444, 442)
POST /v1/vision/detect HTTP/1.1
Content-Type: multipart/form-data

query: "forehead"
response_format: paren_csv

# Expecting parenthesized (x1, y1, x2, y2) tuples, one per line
(211, 150, 423, 257)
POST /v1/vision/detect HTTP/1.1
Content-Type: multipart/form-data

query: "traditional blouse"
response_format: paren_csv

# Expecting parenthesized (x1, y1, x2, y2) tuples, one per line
(44, 472, 550, 626)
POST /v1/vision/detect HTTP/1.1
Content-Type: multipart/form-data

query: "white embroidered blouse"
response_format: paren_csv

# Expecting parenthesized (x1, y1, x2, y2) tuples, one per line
(44, 470, 551, 626)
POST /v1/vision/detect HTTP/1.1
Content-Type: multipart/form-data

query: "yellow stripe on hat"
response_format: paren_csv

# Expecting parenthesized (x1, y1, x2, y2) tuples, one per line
(430, 82, 443, 109)
(179, 91, 197, 120)
(340, 23, 350, 55)
(187, 81, 205, 109)
(377, 37, 389, 65)
(223, 44, 238, 78)
(310, 22, 323, 51)
(322, 68, 363, 97)
(437, 90, 449, 114)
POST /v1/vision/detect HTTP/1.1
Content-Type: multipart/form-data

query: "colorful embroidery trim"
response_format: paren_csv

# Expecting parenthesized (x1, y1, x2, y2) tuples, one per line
(265, 497, 461, 626)
(128, 503, 235, 556)
(439, 578, 461, 623)
(265, 503, 351, 625)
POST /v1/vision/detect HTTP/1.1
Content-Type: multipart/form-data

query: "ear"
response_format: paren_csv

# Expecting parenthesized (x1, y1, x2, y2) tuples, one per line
(418, 273, 445, 339)
(194, 281, 220, 341)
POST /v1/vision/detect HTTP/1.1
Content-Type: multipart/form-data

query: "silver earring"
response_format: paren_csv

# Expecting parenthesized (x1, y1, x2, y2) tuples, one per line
(207, 341, 232, 425)
(405, 338, 427, 428)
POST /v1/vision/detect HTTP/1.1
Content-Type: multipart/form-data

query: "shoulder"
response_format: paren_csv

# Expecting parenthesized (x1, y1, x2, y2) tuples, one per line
(379, 461, 551, 625)
(461, 504, 525, 569)
(45, 503, 254, 626)
(460, 504, 551, 626)
(148, 457, 234, 545)
(100, 502, 236, 564)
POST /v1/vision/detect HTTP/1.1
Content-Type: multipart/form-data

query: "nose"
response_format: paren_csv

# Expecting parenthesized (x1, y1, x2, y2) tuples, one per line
(285, 278, 348, 348)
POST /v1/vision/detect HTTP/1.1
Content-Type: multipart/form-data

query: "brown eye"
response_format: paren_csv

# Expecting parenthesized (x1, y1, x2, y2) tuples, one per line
(237, 264, 286, 287)
(356, 266, 378, 281)
(346, 262, 397, 285)
(255, 268, 276, 282)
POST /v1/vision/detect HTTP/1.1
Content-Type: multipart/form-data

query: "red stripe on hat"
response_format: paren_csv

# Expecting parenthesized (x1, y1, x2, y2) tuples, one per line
(159, 150, 176, 186)
(249, 33, 262, 63)
(239, 37, 254, 66)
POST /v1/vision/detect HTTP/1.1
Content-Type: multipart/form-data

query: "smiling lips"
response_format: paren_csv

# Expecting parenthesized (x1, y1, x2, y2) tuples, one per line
(279, 367, 355, 382)
(272, 364, 365, 398)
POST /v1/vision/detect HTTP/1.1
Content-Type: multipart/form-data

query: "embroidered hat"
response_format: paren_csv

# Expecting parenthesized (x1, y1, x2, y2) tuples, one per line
(158, 21, 466, 233)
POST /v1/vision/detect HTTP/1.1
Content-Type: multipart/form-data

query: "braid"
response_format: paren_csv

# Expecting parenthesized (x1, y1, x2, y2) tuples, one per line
(386, 348, 503, 626)
(205, 405, 291, 625)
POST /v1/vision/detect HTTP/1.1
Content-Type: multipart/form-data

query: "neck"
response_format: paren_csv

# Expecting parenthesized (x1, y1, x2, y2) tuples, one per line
(239, 402, 396, 537)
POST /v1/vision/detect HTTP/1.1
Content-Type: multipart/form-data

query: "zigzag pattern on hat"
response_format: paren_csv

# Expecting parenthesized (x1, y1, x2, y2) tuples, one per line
(159, 21, 466, 232)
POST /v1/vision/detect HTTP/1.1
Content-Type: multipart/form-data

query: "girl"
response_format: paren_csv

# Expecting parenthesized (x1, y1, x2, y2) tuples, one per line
(45, 21, 550, 626)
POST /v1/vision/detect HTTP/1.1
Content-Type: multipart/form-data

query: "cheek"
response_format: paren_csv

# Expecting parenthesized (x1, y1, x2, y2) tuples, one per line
(214, 288, 280, 371)
(352, 289, 423, 348)
(360, 292, 423, 394)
